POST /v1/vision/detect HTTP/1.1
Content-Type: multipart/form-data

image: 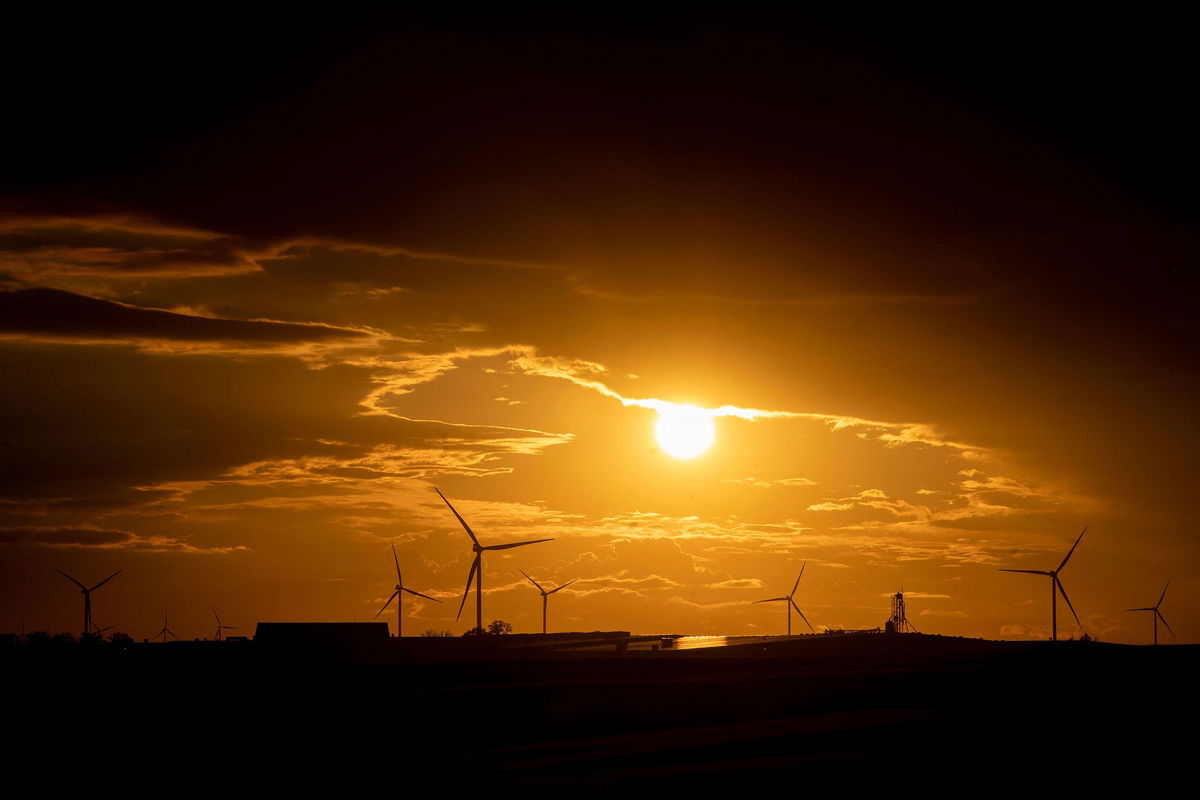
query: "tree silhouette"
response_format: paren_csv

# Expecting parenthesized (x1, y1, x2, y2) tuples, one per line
(486, 619, 512, 636)
(463, 620, 513, 637)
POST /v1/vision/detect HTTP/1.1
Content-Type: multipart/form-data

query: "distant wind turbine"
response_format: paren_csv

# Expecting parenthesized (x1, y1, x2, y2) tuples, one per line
(153, 609, 179, 643)
(999, 526, 1086, 641)
(1124, 580, 1174, 646)
(55, 568, 121, 637)
(374, 543, 441, 637)
(754, 562, 815, 636)
(211, 608, 237, 641)
(435, 488, 553, 632)
(519, 570, 577, 634)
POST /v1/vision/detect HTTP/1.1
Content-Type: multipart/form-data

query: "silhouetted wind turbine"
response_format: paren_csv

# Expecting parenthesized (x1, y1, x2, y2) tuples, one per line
(999, 526, 1086, 641)
(55, 568, 121, 637)
(435, 488, 553, 632)
(211, 608, 237, 641)
(754, 562, 814, 635)
(519, 570, 577, 634)
(374, 543, 441, 637)
(1124, 580, 1174, 645)
(153, 609, 179, 643)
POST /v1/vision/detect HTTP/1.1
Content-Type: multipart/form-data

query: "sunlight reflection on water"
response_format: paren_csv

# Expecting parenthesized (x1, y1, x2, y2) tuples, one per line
(668, 636, 729, 650)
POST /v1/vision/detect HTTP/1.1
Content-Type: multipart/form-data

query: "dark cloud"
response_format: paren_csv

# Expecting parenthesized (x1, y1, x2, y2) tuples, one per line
(0, 219, 255, 277)
(0, 525, 132, 547)
(0, 288, 373, 343)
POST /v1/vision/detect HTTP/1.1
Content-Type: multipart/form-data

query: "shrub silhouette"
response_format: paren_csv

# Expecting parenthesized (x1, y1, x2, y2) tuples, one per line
(486, 619, 513, 636)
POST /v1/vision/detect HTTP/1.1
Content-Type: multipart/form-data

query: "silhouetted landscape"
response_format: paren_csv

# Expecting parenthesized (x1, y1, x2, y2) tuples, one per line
(4, 630, 1193, 790)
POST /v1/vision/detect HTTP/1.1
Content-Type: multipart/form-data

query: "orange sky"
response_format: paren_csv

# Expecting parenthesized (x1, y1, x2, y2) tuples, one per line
(1, 6, 1195, 643)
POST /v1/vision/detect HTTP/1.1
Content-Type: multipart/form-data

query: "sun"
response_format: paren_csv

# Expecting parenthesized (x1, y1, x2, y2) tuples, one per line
(655, 404, 716, 459)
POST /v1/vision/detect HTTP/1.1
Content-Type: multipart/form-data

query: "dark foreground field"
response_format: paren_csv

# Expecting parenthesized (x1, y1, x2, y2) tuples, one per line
(6, 634, 1192, 793)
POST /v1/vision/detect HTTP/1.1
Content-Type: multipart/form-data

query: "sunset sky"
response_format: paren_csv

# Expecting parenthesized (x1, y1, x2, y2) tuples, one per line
(2, 6, 1195, 643)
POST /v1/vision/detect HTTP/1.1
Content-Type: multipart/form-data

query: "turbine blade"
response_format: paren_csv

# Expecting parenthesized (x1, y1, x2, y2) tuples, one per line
(484, 538, 554, 551)
(792, 600, 816, 633)
(55, 569, 85, 590)
(434, 488, 480, 546)
(998, 569, 1052, 575)
(89, 569, 122, 592)
(403, 588, 442, 603)
(754, 597, 787, 604)
(1157, 610, 1175, 638)
(519, 569, 545, 593)
(1156, 579, 1170, 609)
(1056, 526, 1086, 573)
(374, 591, 399, 619)
(212, 607, 220, 624)
(391, 543, 403, 585)
(1055, 577, 1083, 630)
(548, 579, 577, 594)
(456, 556, 480, 621)
(790, 561, 806, 597)
(1123, 607, 1154, 612)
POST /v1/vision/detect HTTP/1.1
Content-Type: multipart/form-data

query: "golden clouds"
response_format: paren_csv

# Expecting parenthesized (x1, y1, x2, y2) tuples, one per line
(0, 212, 1145, 641)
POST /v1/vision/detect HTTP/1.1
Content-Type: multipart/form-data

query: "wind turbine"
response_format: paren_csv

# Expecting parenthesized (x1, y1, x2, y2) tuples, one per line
(55, 568, 121, 637)
(373, 543, 441, 637)
(435, 488, 553, 632)
(999, 526, 1086, 641)
(211, 608, 237, 641)
(153, 609, 179, 643)
(1124, 580, 1174, 646)
(754, 562, 815, 636)
(519, 570, 577, 634)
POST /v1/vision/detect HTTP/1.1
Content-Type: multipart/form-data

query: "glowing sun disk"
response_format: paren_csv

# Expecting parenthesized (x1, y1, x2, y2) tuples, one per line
(655, 405, 716, 458)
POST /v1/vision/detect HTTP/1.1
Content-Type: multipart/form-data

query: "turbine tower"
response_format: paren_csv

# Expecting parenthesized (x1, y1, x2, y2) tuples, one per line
(374, 543, 441, 637)
(754, 562, 815, 636)
(999, 526, 1086, 641)
(55, 568, 121, 637)
(211, 608, 237, 641)
(153, 609, 179, 643)
(435, 488, 553, 632)
(1124, 580, 1174, 645)
(519, 570, 577, 634)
